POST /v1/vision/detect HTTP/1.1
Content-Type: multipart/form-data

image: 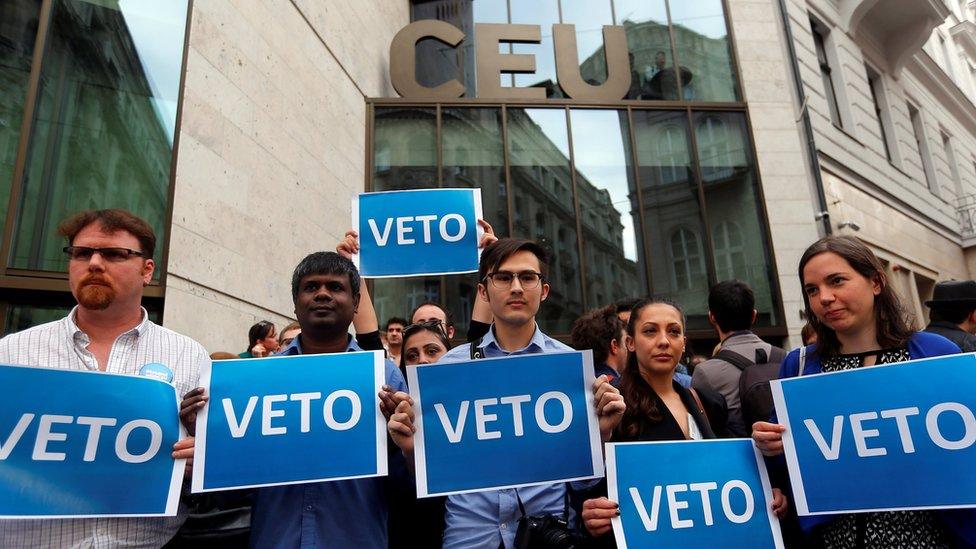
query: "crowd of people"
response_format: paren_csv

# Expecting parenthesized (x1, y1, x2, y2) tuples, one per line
(3, 207, 976, 548)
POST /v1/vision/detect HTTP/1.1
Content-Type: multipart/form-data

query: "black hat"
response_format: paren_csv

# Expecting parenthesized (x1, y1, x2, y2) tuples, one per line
(925, 280, 976, 307)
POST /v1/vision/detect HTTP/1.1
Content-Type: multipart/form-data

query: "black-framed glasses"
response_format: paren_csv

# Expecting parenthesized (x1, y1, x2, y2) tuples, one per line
(62, 246, 146, 262)
(484, 270, 544, 290)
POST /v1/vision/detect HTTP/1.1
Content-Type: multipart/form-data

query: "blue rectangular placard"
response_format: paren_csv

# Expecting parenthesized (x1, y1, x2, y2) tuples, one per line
(771, 353, 976, 515)
(0, 364, 185, 518)
(192, 351, 387, 492)
(352, 188, 483, 277)
(407, 351, 602, 497)
(607, 440, 783, 549)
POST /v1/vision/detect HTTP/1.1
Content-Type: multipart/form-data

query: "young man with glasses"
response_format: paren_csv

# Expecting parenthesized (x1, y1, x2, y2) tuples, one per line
(387, 238, 625, 549)
(0, 209, 204, 547)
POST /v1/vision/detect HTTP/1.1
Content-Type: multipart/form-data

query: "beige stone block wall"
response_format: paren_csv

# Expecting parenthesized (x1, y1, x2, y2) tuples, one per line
(729, 0, 824, 347)
(163, 0, 409, 353)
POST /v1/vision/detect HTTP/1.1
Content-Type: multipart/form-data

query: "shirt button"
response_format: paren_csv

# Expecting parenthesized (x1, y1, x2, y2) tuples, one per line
(500, 523, 508, 530)
(305, 505, 312, 511)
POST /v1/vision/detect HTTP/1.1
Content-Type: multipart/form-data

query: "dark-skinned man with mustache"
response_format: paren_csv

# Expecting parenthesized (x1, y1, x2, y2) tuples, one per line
(180, 251, 408, 548)
(0, 209, 205, 547)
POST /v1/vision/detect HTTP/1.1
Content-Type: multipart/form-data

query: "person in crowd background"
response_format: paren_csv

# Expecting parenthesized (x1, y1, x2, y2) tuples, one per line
(387, 320, 455, 549)
(386, 238, 625, 549)
(571, 305, 627, 385)
(800, 321, 817, 346)
(385, 317, 407, 364)
(239, 320, 278, 358)
(277, 321, 300, 349)
(923, 280, 976, 352)
(0, 209, 203, 547)
(580, 298, 787, 544)
(209, 351, 238, 360)
(753, 235, 976, 547)
(692, 280, 785, 438)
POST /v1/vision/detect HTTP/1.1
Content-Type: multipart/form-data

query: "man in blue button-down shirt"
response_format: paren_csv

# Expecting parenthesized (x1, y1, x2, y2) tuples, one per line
(387, 239, 625, 549)
(249, 251, 408, 548)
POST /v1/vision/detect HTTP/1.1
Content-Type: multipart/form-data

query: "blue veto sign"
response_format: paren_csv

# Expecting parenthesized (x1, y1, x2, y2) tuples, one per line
(192, 352, 387, 492)
(353, 188, 483, 277)
(607, 440, 784, 549)
(0, 364, 184, 518)
(407, 351, 602, 497)
(771, 352, 976, 515)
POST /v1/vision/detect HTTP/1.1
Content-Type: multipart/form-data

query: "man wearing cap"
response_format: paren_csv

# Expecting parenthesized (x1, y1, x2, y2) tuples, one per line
(923, 280, 976, 352)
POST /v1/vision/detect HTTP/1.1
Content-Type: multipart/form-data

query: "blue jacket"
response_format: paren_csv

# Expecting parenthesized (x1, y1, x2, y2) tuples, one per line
(775, 331, 976, 546)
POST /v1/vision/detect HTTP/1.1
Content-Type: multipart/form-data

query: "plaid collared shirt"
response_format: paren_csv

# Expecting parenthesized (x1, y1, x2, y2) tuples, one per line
(0, 306, 206, 548)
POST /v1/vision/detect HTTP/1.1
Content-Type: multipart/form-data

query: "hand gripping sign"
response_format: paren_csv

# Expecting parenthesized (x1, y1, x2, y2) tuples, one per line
(192, 352, 387, 492)
(0, 364, 185, 518)
(607, 440, 784, 549)
(770, 352, 976, 515)
(352, 188, 483, 277)
(407, 351, 603, 497)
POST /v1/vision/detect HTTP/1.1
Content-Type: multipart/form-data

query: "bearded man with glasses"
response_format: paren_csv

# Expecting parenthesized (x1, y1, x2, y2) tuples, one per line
(0, 209, 205, 547)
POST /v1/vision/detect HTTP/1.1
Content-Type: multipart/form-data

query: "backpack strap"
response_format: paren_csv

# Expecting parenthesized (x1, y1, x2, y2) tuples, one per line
(798, 346, 807, 377)
(714, 349, 754, 372)
(469, 335, 485, 360)
(767, 346, 787, 365)
(688, 388, 712, 432)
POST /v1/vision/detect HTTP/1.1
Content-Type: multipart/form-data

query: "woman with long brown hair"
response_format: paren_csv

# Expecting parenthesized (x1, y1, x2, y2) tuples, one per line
(581, 298, 786, 540)
(753, 235, 975, 547)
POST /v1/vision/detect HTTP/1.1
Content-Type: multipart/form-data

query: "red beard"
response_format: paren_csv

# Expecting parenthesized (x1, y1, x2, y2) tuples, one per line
(77, 276, 116, 310)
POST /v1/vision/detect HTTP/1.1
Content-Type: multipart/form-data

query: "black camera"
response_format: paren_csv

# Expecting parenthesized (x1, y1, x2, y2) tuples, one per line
(514, 513, 580, 549)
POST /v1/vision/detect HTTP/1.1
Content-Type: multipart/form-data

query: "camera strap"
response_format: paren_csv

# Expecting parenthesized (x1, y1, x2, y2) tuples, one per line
(513, 486, 570, 522)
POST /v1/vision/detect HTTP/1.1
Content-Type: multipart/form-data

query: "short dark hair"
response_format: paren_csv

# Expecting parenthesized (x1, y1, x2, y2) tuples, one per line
(613, 298, 642, 315)
(571, 306, 625, 365)
(930, 305, 976, 325)
(478, 238, 549, 283)
(291, 251, 361, 300)
(385, 317, 408, 330)
(247, 321, 275, 353)
(708, 280, 755, 332)
(58, 209, 156, 260)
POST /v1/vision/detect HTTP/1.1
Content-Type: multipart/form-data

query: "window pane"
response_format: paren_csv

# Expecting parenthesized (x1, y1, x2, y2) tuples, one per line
(373, 277, 441, 343)
(668, 0, 739, 102)
(441, 107, 508, 336)
(633, 110, 710, 330)
(511, 0, 560, 97)
(561, 0, 614, 87)
(694, 111, 778, 327)
(0, 1, 40, 235)
(11, 0, 189, 274)
(372, 106, 439, 332)
(507, 107, 580, 334)
(569, 109, 644, 309)
(612, 0, 677, 100)
(442, 107, 508, 234)
(373, 107, 437, 191)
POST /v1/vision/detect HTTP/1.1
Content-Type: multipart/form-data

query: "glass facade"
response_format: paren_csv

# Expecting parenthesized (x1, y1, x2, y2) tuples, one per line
(375, 0, 778, 341)
(371, 106, 780, 337)
(410, 0, 740, 102)
(0, 0, 190, 334)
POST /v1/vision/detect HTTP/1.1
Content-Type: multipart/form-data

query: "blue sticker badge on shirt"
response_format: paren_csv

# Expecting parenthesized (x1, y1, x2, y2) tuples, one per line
(140, 362, 174, 384)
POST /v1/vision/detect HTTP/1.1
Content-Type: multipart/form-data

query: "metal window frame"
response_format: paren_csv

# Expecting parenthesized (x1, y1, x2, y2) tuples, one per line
(0, 0, 194, 333)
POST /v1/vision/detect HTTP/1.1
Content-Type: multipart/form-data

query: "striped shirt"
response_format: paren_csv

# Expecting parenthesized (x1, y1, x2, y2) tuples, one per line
(0, 306, 206, 548)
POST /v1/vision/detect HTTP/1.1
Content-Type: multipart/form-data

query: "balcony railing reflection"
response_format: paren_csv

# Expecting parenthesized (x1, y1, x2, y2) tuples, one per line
(957, 194, 976, 239)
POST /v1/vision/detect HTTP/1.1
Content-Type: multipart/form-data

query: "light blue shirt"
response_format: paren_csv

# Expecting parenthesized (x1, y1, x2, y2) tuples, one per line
(438, 324, 575, 549)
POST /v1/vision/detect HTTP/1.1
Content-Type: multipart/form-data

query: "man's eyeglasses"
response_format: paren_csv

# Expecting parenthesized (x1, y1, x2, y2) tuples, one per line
(484, 270, 544, 290)
(63, 246, 146, 262)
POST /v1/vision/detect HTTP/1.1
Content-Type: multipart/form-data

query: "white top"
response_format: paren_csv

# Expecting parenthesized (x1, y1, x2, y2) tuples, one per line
(687, 413, 703, 440)
(0, 307, 206, 548)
